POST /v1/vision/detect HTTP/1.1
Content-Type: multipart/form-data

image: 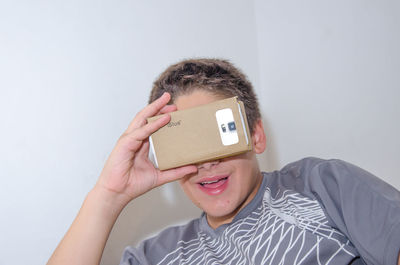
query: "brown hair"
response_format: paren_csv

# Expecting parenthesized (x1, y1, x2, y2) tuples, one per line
(149, 58, 260, 134)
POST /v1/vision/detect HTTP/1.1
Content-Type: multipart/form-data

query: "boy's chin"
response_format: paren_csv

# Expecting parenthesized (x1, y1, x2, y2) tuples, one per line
(204, 205, 239, 223)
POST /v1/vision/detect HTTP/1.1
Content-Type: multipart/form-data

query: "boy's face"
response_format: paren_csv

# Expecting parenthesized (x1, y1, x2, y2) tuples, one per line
(174, 90, 266, 229)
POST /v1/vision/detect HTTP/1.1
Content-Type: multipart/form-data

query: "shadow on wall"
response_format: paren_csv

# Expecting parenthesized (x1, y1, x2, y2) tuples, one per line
(257, 116, 280, 173)
(101, 181, 201, 265)
(101, 116, 279, 264)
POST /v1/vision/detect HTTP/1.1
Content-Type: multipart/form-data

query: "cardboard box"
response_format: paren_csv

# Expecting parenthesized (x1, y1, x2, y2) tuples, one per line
(147, 97, 252, 170)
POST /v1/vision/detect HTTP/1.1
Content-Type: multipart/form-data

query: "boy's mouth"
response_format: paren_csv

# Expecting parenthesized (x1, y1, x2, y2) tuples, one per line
(197, 175, 229, 195)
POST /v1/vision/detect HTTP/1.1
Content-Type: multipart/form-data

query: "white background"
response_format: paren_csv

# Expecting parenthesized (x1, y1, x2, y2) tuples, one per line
(0, 1, 398, 264)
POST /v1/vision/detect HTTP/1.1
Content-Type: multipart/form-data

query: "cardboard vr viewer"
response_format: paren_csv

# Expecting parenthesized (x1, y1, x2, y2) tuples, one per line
(147, 97, 252, 170)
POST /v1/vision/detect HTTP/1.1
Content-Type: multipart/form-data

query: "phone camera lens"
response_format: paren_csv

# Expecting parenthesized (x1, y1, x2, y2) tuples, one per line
(228, 121, 236, 131)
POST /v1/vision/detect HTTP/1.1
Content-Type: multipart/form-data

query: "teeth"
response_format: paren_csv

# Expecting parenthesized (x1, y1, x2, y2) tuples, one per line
(202, 180, 219, 185)
(200, 177, 227, 185)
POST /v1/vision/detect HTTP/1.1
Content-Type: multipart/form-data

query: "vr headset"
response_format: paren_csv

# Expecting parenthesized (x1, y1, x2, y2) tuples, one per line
(147, 97, 252, 170)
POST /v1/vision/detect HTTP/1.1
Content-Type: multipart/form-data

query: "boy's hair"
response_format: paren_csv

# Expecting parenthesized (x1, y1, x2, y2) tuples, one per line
(149, 58, 260, 134)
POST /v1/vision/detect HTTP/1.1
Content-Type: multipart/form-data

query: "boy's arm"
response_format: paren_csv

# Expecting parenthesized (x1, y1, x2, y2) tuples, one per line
(47, 93, 197, 265)
(47, 186, 126, 265)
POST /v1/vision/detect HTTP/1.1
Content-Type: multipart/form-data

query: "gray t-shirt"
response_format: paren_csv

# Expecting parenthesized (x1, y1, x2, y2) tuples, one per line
(120, 157, 400, 265)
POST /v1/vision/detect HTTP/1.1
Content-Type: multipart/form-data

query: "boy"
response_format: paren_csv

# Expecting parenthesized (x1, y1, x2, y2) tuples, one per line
(48, 59, 400, 265)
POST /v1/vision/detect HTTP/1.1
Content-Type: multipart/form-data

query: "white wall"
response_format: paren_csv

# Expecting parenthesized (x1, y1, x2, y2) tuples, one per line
(0, 1, 259, 264)
(255, 0, 400, 189)
(0, 1, 398, 265)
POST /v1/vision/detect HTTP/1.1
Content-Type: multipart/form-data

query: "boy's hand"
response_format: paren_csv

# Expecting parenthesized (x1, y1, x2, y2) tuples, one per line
(95, 92, 197, 206)
(47, 93, 197, 265)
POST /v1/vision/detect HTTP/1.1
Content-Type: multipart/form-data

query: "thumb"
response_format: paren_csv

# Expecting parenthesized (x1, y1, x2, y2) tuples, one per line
(157, 165, 198, 186)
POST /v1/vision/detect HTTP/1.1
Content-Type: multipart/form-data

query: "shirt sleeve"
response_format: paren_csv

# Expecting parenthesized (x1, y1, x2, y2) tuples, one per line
(119, 246, 149, 265)
(305, 159, 400, 265)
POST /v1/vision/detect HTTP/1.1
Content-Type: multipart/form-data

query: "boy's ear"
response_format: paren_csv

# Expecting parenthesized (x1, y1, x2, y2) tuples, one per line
(251, 119, 266, 154)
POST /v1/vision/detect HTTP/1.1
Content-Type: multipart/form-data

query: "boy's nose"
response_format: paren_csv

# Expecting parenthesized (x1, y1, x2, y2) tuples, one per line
(197, 160, 220, 170)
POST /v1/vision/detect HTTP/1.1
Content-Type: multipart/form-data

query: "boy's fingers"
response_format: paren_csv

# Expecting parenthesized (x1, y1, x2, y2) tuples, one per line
(158, 104, 177, 115)
(137, 92, 171, 120)
(136, 114, 171, 141)
(157, 165, 198, 186)
(122, 114, 170, 151)
(125, 92, 171, 133)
